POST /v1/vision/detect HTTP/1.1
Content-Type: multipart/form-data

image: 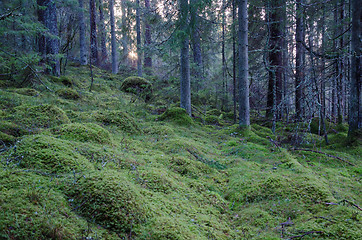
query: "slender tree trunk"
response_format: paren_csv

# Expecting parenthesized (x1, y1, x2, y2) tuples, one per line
(232, 0, 237, 123)
(190, 0, 203, 92)
(121, 0, 129, 65)
(98, 0, 108, 66)
(321, 6, 328, 144)
(238, 0, 250, 127)
(221, 0, 227, 111)
(78, 0, 87, 65)
(295, 0, 304, 121)
(136, 0, 142, 76)
(144, 0, 152, 69)
(37, 0, 46, 59)
(89, 0, 98, 66)
(348, 0, 361, 138)
(109, 0, 117, 74)
(180, 0, 191, 115)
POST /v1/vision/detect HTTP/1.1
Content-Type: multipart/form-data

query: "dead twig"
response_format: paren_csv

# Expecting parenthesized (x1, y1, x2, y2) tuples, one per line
(339, 199, 362, 211)
(292, 148, 355, 166)
(0, 7, 20, 21)
(267, 136, 281, 151)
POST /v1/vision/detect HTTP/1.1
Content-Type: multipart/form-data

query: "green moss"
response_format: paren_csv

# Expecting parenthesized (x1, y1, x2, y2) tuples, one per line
(94, 110, 141, 134)
(49, 75, 72, 87)
(12, 88, 39, 96)
(0, 131, 16, 143)
(0, 120, 28, 137)
(67, 170, 150, 232)
(11, 104, 70, 131)
(143, 124, 175, 136)
(140, 167, 179, 193)
(14, 135, 94, 173)
(56, 88, 80, 100)
(51, 123, 112, 144)
(157, 107, 193, 126)
(206, 109, 222, 117)
(120, 76, 152, 100)
(205, 115, 221, 125)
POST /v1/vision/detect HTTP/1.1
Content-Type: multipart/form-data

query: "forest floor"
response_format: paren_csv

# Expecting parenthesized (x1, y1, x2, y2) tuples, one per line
(0, 64, 361, 240)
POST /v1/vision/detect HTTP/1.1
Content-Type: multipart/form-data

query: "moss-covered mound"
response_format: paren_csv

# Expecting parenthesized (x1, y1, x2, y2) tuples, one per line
(14, 135, 93, 173)
(94, 110, 141, 134)
(51, 123, 112, 144)
(205, 115, 221, 125)
(12, 88, 39, 96)
(49, 75, 72, 87)
(11, 104, 70, 130)
(56, 88, 80, 100)
(0, 120, 28, 137)
(120, 76, 151, 95)
(157, 107, 193, 126)
(67, 170, 149, 232)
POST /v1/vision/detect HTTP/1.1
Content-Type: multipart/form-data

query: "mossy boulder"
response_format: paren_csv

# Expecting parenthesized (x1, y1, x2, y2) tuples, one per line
(51, 123, 112, 144)
(49, 75, 72, 87)
(67, 170, 149, 232)
(157, 107, 193, 126)
(11, 104, 70, 130)
(14, 135, 93, 173)
(94, 110, 141, 134)
(56, 88, 80, 100)
(12, 88, 39, 96)
(120, 76, 152, 100)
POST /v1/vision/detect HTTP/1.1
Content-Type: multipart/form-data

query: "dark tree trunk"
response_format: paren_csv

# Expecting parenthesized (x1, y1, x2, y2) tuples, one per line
(238, 0, 250, 127)
(78, 0, 87, 65)
(266, 0, 284, 120)
(89, 0, 98, 66)
(179, 0, 191, 115)
(144, 0, 152, 69)
(348, 0, 361, 138)
(37, 0, 46, 58)
(136, 0, 142, 76)
(295, 0, 305, 121)
(109, 0, 117, 74)
(121, 0, 129, 65)
(38, 0, 60, 76)
(190, 0, 203, 92)
(98, 0, 108, 66)
(232, 0, 237, 123)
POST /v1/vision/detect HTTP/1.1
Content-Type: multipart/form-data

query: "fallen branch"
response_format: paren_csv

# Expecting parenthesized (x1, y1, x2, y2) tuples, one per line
(292, 148, 355, 166)
(0, 7, 20, 21)
(289, 231, 323, 239)
(339, 199, 362, 211)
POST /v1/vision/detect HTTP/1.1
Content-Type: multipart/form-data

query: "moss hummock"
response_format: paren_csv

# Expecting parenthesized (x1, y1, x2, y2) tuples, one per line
(120, 76, 152, 100)
(56, 88, 80, 100)
(14, 135, 93, 173)
(157, 107, 193, 126)
(94, 110, 141, 134)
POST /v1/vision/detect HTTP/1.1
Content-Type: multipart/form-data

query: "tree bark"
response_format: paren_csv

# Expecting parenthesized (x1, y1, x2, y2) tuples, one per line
(348, 0, 361, 138)
(190, 0, 203, 92)
(89, 0, 98, 66)
(98, 0, 108, 66)
(144, 0, 152, 69)
(238, 0, 250, 127)
(109, 0, 117, 74)
(295, 0, 305, 121)
(179, 0, 191, 116)
(136, 0, 142, 76)
(78, 0, 87, 65)
(232, 0, 237, 123)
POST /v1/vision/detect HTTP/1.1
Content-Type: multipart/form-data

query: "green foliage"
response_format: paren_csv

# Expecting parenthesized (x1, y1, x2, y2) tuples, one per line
(94, 110, 141, 134)
(66, 170, 150, 232)
(12, 88, 40, 96)
(14, 135, 94, 173)
(49, 76, 73, 87)
(51, 123, 112, 144)
(157, 107, 193, 126)
(120, 76, 152, 100)
(56, 88, 80, 100)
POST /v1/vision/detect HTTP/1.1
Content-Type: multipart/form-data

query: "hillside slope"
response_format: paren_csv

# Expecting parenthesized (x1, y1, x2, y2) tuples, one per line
(0, 66, 360, 240)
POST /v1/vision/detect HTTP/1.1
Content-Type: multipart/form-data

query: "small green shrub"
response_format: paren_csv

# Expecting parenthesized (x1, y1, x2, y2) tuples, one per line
(56, 88, 80, 100)
(157, 107, 193, 126)
(94, 110, 141, 134)
(51, 123, 112, 144)
(67, 170, 149, 232)
(14, 135, 94, 173)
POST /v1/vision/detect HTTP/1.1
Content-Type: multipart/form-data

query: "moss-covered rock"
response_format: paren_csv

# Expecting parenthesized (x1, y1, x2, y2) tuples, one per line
(56, 88, 80, 100)
(14, 135, 93, 173)
(94, 110, 141, 134)
(120, 76, 152, 100)
(157, 107, 193, 126)
(67, 170, 149, 232)
(11, 104, 70, 130)
(49, 75, 72, 87)
(51, 123, 112, 144)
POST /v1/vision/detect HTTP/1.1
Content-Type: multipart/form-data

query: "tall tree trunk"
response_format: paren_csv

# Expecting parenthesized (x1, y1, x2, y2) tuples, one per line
(238, 0, 250, 127)
(136, 0, 142, 76)
(179, 0, 191, 115)
(232, 0, 237, 123)
(337, 0, 345, 124)
(109, 0, 117, 74)
(266, 0, 284, 120)
(38, 0, 60, 76)
(190, 0, 203, 92)
(121, 0, 129, 65)
(78, 0, 87, 65)
(221, 0, 227, 111)
(348, 0, 361, 138)
(144, 0, 152, 69)
(295, 0, 305, 121)
(321, 6, 328, 144)
(98, 0, 108, 66)
(89, 0, 98, 66)
(37, 0, 46, 59)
